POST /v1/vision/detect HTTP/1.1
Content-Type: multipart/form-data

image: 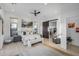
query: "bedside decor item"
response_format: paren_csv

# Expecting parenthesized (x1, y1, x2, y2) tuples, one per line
(23, 31, 26, 35)
(68, 22, 75, 28)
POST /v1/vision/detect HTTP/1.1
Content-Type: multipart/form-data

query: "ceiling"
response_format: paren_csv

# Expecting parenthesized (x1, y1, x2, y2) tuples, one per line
(0, 3, 79, 21)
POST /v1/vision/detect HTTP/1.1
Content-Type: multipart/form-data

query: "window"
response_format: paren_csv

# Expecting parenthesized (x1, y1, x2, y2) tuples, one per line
(10, 18, 18, 36)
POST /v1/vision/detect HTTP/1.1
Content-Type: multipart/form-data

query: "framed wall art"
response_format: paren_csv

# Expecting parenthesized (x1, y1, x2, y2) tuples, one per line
(68, 22, 75, 28)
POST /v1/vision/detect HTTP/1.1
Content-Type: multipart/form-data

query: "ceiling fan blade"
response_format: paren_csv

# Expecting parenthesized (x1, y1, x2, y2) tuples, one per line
(37, 12, 40, 14)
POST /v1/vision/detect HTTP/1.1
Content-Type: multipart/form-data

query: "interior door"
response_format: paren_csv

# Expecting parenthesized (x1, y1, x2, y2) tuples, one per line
(43, 21, 49, 38)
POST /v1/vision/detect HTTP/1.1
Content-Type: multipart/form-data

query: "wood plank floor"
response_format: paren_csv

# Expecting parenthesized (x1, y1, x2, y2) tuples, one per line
(67, 44, 79, 54)
(42, 38, 79, 56)
(0, 38, 79, 56)
(0, 42, 66, 56)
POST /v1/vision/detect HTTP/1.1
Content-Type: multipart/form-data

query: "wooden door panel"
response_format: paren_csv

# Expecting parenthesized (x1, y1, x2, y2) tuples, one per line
(43, 21, 49, 38)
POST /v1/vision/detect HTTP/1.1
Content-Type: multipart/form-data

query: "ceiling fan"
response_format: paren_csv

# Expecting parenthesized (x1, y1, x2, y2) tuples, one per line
(31, 10, 40, 16)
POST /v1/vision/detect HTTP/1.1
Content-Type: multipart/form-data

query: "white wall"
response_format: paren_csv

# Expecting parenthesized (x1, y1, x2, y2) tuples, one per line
(3, 14, 11, 42)
(59, 17, 67, 49)
(0, 8, 11, 42)
(66, 16, 79, 46)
